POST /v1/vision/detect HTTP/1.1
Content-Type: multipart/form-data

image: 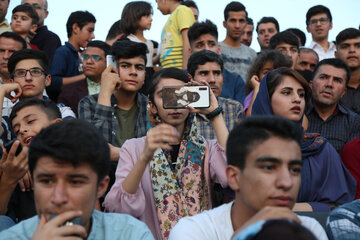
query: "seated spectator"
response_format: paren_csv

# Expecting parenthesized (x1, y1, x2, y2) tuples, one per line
(188, 50, 243, 139)
(327, 199, 360, 240)
(295, 47, 319, 72)
(105, 19, 124, 46)
(244, 50, 292, 115)
(0, 119, 155, 239)
(169, 116, 327, 240)
(49, 11, 95, 101)
(336, 28, 360, 115)
(252, 67, 356, 211)
(269, 31, 300, 69)
(10, 4, 39, 50)
(306, 58, 360, 152)
(104, 67, 229, 239)
(341, 137, 360, 199)
(188, 19, 246, 104)
(58, 40, 110, 115)
(22, 0, 61, 65)
(256, 17, 279, 52)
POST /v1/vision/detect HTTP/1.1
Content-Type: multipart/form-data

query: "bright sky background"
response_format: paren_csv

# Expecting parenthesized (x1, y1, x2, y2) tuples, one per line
(6, 0, 360, 52)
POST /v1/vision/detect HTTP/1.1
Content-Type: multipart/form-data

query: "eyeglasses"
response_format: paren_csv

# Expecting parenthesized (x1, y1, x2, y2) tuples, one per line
(309, 17, 329, 25)
(13, 68, 45, 78)
(83, 54, 102, 61)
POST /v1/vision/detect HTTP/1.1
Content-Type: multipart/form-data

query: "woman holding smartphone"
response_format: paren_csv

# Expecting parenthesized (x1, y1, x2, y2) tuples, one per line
(104, 68, 228, 240)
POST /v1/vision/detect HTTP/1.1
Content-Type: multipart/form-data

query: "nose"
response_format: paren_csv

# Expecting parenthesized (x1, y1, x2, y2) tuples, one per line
(91, 32, 95, 40)
(51, 181, 68, 206)
(208, 72, 216, 84)
(25, 70, 32, 80)
(3, 50, 10, 59)
(276, 167, 293, 190)
(18, 125, 28, 136)
(204, 43, 210, 50)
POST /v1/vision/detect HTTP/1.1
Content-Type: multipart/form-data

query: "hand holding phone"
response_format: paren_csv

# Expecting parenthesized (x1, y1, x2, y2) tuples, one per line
(4, 138, 23, 156)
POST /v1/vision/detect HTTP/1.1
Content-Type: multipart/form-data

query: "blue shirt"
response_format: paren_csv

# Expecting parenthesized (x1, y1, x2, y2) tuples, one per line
(0, 210, 155, 240)
(220, 69, 245, 104)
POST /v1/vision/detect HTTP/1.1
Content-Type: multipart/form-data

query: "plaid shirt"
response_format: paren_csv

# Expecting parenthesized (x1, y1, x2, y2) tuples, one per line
(196, 97, 243, 139)
(78, 93, 148, 146)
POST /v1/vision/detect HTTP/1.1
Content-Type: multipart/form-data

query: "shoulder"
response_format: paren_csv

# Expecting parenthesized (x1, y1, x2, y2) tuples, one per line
(0, 215, 39, 239)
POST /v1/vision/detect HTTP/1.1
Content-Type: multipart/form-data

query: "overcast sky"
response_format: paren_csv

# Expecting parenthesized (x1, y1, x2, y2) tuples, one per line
(6, 0, 360, 52)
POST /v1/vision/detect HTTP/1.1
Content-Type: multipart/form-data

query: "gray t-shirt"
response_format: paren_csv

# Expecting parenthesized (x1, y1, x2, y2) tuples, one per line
(219, 42, 257, 81)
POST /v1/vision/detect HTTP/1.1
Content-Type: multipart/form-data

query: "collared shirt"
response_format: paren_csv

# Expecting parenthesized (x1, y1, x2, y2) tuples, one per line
(306, 103, 360, 152)
(0, 19, 11, 35)
(196, 97, 243, 140)
(308, 41, 336, 61)
(0, 210, 155, 240)
(78, 93, 148, 146)
(340, 85, 360, 115)
(86, 78, 101, 96)
(327, 199, 360, 240)
(220, 69, 246, 104)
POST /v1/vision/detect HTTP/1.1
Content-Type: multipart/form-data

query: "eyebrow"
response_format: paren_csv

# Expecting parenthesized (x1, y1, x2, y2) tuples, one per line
(255, 157, 302, 166)
(35, 173, 90, 180)
(118, 61, 145, 67)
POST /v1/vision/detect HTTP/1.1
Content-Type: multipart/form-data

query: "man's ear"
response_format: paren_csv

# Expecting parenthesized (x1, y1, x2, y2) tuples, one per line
(45, 74, 51, 87)
(217, 44, 222, 55)
(187, 73, 193, 81)
(335, 50, 339, 58)
(306, 25, 310, 33)
(72, 23, 80, 35)
(97, 176, 110, 198)
(51, 118, 62, 124)
(226, 165, 241, 192)
(30, 24, 38, 33)
(44, 10, 49, 19)
(223, 20, 227, 29)
(329, 21, 333, 30)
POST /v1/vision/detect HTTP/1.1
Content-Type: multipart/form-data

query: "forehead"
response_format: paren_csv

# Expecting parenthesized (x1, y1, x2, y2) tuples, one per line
(299, 51, 318, 60)
(117, 56, 145, 65)
(22, 0, 45, 6)
(339, 37, 360, 45)
(15, 59, 42, 69)
(0, 37, 23, 50)
(244, 24, 254, 31)
(85, 46, 105, 57)
(275, 75, 304, 90)
(12, 105, 49, 125)
(315, 64, 347, 78)
(194, 33, 217, 43)
(195, 61, 221, 72)
(227, 11, 246, 20)
(156, 77, 185, 91)
(275, 43, 297, 49)
(310, 13, 328, 20)
(82, 22, 95, 29)
(258, 22, 276, 31)
(13, 12, 31, 17)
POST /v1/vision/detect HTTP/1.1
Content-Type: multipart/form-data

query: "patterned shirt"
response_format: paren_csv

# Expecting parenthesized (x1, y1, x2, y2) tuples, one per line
(78, 93, 148, 146)
(327, 199, 360, 240)
(196, 97, 243, 140)
(306, 103, 360, 152)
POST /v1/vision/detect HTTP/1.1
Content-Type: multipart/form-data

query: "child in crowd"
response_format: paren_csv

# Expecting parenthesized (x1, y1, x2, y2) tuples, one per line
(10, 4, 39, 50)
(121, 1, 155, 95)
(157, 0, 195, 69)
(49, 11, 96, 101)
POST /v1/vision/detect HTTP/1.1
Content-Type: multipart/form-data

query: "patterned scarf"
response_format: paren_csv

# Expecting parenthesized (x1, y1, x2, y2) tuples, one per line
(148, 113, 209, 239)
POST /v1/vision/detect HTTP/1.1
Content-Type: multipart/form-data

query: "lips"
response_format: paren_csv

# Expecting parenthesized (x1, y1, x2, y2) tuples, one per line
(124, 80, 138, 85)
(270, 196, 293, 207)
(23, 84, 35, 89)
(290, 106, 301, 114)
(24, 136, 33, 145)
(320, 89, 333, 97)
(168, 112, 182, 118)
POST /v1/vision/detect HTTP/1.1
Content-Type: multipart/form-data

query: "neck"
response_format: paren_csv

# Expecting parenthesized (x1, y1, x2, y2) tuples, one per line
(114, 89, 137, 110)
(68, 38, 80, 51)
(223, 35, 241, 48)
(174, 122, 185, 140)
(313, 101, 337, 121)
(88, 75, 101, 83)
(313, 38, 329, 51)
(348, 67, 360, 88)
(134, 30, 146, 42)
(169, 2, 180, 13)
(231, 197, 256, 232)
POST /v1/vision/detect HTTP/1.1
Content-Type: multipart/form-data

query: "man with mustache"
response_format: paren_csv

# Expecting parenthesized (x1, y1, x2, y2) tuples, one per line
(306, 58, 360, 152)
(335, 28, 360, 115)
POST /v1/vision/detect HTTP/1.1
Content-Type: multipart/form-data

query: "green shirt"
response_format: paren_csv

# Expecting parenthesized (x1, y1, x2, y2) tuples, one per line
(114, 103, 137, 147)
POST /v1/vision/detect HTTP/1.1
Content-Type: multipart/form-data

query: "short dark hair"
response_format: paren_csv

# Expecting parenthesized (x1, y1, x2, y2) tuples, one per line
(9, 98, 61, 126)
(246, 50, 292, 94)
(226, 116, 302, 169)
(306, 5, 332, 26)
(66, 11, 96, 38)
(87, 40, 111, 56)
(269, 31, 300, 50)
(8, 49, 49, 76)
(148, 68, 189, 104)
(246, 17, 253, 26)
(181, 0, 198, 10)
(286, 28, 306, 46)
(187, 50, 223, 77)
(0, 31, 27, 49)
(224, 1, 247, 21)
(106, 20, 123, 41)
(29, 119, 110, 183)
(188, 19, 218, 45)
(110, 38, 147, 65)
(336, 28, 360, 46)
(120, 1, 153, 35)
(12, 4, 39, 25)
(256, 17, 279, 33)
(313, 58, 351, 85)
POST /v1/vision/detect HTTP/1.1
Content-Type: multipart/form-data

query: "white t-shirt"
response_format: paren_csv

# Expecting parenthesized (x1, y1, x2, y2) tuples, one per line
(169, 202, 328, 240)
(127, 34, 154, 67)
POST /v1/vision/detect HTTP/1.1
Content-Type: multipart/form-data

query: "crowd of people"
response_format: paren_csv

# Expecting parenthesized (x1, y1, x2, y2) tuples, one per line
(0, 0, 359, 239)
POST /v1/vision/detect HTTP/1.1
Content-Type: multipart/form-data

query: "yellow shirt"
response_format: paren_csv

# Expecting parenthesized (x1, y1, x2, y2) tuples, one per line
(160, 5, 195, 69)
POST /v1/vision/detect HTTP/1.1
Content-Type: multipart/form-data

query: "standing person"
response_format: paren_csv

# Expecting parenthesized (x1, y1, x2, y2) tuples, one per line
(104, 68, 229, 239)
(0, 0, 11, 34)
(121, 1, 154, 95)
(157, 0, 195, 69)
(220, 1, 256, 81)
(256, 17, 279, 52)
(240, 17, 254, 47)
(22, 0, 61, 66)
(306, 5, 335, 60)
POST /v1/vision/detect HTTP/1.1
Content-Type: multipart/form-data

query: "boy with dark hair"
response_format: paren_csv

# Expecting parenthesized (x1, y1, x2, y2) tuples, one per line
(79, 39, 148, 151)
(58, 40, 110, 115)
(256, 17, 279, 52)
(170, 116, 327, 240)
(220, 1, 256, 81)
(181, 0, 199, 21)
(269, 31, 300, 69)
(49, 10, 96, 101)
(240, 17, 254, 47)
(286, 28, 307, 46)
(105, 20, 124, 46)
(335, 28, 360, 115)
(188, 19, 246, 104)
(10, 4, 39, 49)
(306, 5, 335, 60)
(0, 119, 155, 239)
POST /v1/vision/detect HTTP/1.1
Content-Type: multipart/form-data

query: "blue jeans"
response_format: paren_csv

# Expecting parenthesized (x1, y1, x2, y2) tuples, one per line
(0, 215, 15, 231)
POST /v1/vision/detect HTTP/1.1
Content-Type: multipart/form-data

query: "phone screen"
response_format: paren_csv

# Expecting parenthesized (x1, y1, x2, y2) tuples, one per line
(162, 85, 210, 109)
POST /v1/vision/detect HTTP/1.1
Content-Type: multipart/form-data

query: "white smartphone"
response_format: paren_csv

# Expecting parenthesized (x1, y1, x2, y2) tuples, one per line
(106, 55, 117, 68)
(162, 85, 210, 109)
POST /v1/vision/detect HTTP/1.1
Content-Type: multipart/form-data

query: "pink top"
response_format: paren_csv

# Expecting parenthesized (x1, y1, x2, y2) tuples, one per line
(104, 136, 228, 240)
